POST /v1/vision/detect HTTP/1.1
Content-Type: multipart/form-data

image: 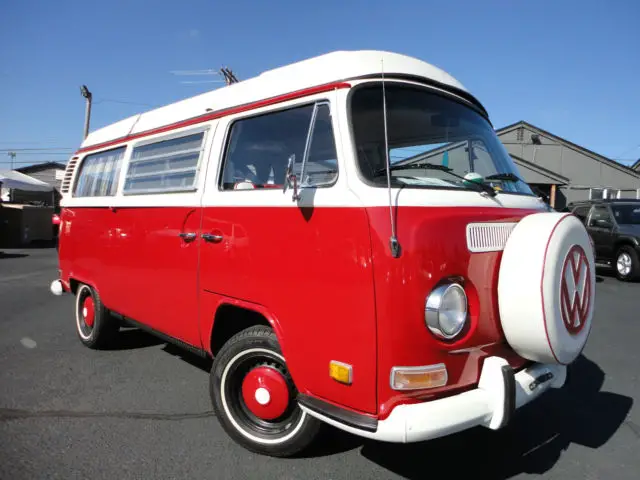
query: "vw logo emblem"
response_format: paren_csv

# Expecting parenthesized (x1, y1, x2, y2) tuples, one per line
(560, 244, 591, 335)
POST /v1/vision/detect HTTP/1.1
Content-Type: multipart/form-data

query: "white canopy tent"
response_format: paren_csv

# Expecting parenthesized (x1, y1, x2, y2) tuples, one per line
(0, 170, 54, 192)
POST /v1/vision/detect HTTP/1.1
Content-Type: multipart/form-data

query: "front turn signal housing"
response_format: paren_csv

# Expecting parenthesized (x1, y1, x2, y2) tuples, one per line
(390, 364, 448, 390)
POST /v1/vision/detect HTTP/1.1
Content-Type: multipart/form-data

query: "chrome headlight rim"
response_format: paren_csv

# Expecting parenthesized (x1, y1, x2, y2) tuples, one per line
(425, 281, 468, 340)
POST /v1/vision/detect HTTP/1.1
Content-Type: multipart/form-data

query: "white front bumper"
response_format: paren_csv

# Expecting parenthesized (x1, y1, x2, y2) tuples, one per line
(300, 356, 567, 443)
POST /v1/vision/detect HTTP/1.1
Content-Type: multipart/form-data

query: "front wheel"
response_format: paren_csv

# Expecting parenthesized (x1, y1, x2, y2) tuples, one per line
(210, 325, 321, 457)
(615, 246, 640, 281)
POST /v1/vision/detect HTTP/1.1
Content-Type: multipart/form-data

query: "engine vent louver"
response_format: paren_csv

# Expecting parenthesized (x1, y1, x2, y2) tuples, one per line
(60, 157, 79, 194)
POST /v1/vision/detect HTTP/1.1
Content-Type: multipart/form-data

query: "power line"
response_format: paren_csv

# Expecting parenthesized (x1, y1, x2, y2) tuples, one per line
(613, 143, 640, 160)
(0, 148, 73, 152)
(93, 98, 157, 107)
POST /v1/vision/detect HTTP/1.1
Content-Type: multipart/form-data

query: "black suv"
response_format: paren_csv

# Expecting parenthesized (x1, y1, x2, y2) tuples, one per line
(565, 199, 640, 281)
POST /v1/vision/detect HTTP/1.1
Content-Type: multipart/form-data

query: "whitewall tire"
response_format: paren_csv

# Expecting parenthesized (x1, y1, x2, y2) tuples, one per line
(74, 283, 119, 349)
(210, 325, 321, 457)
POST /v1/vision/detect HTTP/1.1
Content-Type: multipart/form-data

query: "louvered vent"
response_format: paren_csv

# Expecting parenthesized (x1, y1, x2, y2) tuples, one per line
(60, 157, 79, 194)
(466, 222, 517, 253)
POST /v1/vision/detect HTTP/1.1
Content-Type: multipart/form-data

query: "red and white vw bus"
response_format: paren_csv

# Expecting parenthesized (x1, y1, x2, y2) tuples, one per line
(51, 50, 595, 457)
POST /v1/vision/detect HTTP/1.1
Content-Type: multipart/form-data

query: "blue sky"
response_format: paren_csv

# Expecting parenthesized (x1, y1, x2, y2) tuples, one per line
(1, 0, 639, 169)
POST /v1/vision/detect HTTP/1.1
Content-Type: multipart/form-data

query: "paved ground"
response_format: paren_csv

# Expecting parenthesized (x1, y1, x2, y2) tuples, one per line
(0, 247, 638, 480)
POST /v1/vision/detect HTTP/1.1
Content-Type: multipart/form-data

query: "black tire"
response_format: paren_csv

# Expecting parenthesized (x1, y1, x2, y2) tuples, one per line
(210, 325, 321, 457)
(614, 246, 640, 282)
(75, 283, 119, 349)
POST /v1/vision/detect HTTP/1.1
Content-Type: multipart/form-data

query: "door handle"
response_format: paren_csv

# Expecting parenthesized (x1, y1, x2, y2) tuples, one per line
(202, 233, 223, 243)
(178, 232, 197, 241)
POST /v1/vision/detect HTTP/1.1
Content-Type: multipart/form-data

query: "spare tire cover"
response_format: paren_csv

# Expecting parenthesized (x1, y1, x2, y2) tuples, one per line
(497, 212, 595, 365)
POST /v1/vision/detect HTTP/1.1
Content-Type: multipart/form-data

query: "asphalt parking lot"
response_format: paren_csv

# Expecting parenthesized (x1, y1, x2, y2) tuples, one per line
(1, 247, 639, 480)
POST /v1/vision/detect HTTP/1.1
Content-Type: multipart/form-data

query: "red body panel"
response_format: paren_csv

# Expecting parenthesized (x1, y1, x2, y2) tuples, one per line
(59, 207, 202, 347)
(365, 206, 533, 419)
(199, 206, 378, 414)
(59, 202, 536, 420)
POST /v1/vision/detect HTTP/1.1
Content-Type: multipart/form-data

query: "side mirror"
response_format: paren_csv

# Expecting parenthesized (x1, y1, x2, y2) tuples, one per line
(283, 154, 300, 201)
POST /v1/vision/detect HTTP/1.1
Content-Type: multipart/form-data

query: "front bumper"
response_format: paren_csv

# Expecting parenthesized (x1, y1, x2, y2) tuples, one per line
(299, 356, 567, 443)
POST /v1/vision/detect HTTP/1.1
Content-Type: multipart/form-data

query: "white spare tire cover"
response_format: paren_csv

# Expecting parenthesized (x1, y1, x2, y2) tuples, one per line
(497, 212, 595, 365)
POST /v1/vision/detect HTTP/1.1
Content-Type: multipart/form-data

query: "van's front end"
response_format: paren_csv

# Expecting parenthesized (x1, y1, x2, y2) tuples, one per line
(300, 75, 595, 443)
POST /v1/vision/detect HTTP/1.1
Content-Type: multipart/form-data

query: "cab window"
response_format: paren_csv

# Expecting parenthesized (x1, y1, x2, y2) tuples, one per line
(220, 102, 338, 190)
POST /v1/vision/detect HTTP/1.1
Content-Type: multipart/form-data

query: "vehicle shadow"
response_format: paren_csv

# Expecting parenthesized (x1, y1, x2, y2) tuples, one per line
(358, 354, 632, 479)
(162, 342, 213, 373)
(0, 252, 29, 259)
(596, 266, 639, 283)
(105, 327, 165, 350)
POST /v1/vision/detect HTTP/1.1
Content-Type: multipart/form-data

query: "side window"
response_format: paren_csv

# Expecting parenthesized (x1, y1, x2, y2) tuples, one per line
(220, 102, 338, 190)
(124, 131, 206, 194)
(572, 206, 590, 222)
(588, 205, 612, 227)
(73, 147, 125, 197)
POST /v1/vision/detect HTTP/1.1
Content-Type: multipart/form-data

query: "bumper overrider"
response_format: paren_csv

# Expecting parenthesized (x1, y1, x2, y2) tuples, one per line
(298, 357, 566, 443)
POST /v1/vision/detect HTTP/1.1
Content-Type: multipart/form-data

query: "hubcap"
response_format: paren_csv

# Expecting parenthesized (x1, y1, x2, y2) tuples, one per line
(220, 348, 303, 440)
(241, 366, 290, 420)
(82, 296, 95, 327)
(617, 253, 632, 276)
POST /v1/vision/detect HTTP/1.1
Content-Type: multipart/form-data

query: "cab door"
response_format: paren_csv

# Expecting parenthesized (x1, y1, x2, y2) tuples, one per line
(198, 99, 379, 414)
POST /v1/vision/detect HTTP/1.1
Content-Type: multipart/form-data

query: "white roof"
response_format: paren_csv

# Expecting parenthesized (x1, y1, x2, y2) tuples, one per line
(80, 50, 472, 150)
(0, 170, 54, 192)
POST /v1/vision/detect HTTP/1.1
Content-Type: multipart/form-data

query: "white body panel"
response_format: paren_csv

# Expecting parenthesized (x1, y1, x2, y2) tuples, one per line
(300, 357, 567, 443)
(80, 51, 468, 150)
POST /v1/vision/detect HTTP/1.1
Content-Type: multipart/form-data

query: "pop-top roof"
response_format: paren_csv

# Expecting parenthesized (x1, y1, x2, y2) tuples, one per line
(79, 50, 472, 151)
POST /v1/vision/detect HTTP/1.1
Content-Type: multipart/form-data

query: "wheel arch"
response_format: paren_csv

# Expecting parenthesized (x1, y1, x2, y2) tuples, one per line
(615, 237, 640, 253)
(208, 300, 288, 359)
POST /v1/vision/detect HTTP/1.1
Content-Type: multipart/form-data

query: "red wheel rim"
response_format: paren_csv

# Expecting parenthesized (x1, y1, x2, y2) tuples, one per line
(241, 366, 290, 420)
(82, 296, 95, 328)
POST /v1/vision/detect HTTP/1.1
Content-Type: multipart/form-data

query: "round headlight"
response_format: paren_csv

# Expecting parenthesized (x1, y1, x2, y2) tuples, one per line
(425, 282, 468, 340)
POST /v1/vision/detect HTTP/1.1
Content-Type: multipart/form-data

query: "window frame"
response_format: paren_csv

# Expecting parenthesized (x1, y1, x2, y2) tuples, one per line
(72, 145, 127, 198)
(122, 125, 210, 196)
(587, 204, 614, 227)
(216, 98, 340, 192)
(345, 80, 536, 197)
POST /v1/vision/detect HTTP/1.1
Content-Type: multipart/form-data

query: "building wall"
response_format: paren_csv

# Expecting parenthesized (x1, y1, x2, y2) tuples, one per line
(499, 126, 640, 208)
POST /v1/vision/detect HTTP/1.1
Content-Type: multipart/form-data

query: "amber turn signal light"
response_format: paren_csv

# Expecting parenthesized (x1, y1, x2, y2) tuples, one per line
(329, 360, 353, 385)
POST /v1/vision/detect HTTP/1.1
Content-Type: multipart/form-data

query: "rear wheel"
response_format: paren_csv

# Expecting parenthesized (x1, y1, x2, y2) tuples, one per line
(75, 283, 119, 349)
(615, 246, 639, 281)
(210, 325, 321, 457)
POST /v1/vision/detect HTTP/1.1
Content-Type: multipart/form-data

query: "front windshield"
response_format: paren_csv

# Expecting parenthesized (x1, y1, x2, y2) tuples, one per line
(350, 83, 534, 195)
(612, 204, 640, 225)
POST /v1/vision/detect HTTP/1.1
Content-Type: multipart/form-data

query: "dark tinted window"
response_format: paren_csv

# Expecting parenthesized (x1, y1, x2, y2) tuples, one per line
(220, 102, 338, 190)
(611, 204, 640, 225)
(572, 206, 590, 221)
(588, 205, 612, 226)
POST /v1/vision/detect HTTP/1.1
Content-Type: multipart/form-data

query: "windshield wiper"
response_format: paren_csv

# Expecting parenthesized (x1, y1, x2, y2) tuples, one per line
(485, 172, 522, 182)
(373, 162, 497, 197)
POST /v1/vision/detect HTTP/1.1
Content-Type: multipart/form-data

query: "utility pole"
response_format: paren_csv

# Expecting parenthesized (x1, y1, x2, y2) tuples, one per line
(7, 152, 16, 169)
(80, 85, 92, 139)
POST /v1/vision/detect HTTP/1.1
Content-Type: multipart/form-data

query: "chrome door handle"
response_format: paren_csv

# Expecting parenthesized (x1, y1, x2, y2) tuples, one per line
(178, 232, 197, 241)
(202, 233, 223, 243)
